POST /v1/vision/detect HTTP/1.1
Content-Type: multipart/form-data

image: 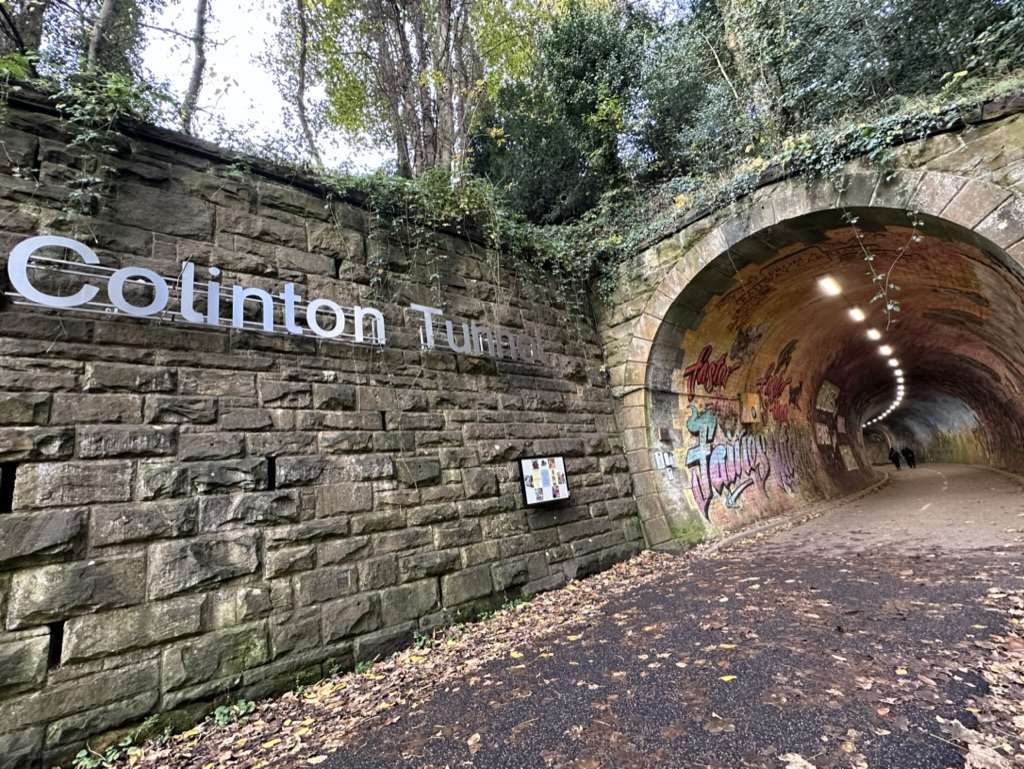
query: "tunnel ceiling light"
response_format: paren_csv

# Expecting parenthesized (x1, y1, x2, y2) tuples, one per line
(818, 275, 842, 296)
(867, 328, 882, 340)
(848, 307, 866, 322)
(888, 358, 899, 367)
(878, 345, 893, 356)
(895, 368, 904, 376)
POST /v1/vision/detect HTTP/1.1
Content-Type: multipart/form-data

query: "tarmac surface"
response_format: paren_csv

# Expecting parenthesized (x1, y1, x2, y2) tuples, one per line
(325, 464, 1024, 769)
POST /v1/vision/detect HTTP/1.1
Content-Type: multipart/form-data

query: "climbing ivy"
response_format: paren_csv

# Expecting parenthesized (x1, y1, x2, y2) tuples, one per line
(52, 72, 171, 217)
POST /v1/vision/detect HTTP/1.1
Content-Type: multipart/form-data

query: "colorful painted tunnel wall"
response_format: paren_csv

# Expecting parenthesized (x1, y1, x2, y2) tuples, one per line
(643, 206, 1024, 539)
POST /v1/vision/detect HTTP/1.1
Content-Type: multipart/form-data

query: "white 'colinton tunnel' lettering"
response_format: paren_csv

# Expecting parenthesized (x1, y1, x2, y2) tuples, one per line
(5, 236, 542, 363)
(407, 303, 539, 362)
(6, 235, 386, 343)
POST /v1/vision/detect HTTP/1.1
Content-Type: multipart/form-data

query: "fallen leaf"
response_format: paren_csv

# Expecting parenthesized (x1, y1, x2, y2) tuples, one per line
(779, 753, 817, 769)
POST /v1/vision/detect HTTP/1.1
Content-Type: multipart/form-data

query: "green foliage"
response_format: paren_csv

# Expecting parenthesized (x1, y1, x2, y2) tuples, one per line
(72, 736, 137, 769)
(211, 698, 256, 727)
(53, 71, 172, 215)
(668, 516, 706, 547)
(472, 0, 653, 222)
(633, 0, 1023, 178)
(354, 660, 375, 675)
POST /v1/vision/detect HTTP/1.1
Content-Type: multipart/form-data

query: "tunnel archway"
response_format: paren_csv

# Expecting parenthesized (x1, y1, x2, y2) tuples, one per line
(640, 204, 1024, 541)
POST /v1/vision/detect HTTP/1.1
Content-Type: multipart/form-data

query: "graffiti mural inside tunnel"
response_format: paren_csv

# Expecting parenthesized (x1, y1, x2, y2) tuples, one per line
(682, 405, 797, 520)
(681, 344, 741, 400)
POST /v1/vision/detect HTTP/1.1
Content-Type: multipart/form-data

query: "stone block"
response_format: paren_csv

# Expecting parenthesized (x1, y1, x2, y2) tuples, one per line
(13, 461, 133, 509)
(354, 623, 414, 663)
(144, 396, 217, 424)
(189, 458, 268, 493)
(148, 532, 261, 599)
(247, 431, 318, 457)
(265, 518, 349, 547)
(350, 509, 405, 535)
(220, 408, 273, 430)
(259, 379, 313, 408)
(84, 363, 175, 393)
(7, 556, 146, 628)
(399, 550, 459, 581)
(269, 608, 321, 658)
(136, 462, 190, 500)
(356, 387, 428, 412)
(200, 490, 301, 529)
(477, 440, 519, 463)
(276, 245, 334, 277)
(266, 546, 316, 577)
(395, 457, 441, 486)
(42, 689, 157, 753)
(357, 555, 398, 590)
(162, 625, 268, 691)
(380, 579, 439, 627)
(323, 594, 381, 643)
(312, 384, 356, 410)
(319, 431, 374, 453)
(975, 194, 1024, 248)
(179, 370, 256, 398)
(276, 454, 394, 486)
(0, 661, 158, 729)
(0, 427, 74, 462)
(0, 392, 49, 425)
(178, 432, 245, 460)
(318, 537, 371, 565)
(295, 566, 357, 606)
(77, 425, 175, 458)
(316, 484, 373, 516)
(462, 467, 498, 498)
(441, 566, 493, 606)
(0, 727, 42, 769)
(373, 527, 431, 553)
(433, 520, 481, 549)
(91, 499, 198, 546)
(0, 509, 86, 567)
(62, 595, 204, 663)
(50, 394, 141, 424)
(0, 629, 48, 694)
(112, 183, 214, 239)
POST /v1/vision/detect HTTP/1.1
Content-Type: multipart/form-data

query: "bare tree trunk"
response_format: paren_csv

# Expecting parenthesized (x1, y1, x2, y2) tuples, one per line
(294, 0, 323, 166)
(181, 0, 209, 134)
(87, 0, 119, 67)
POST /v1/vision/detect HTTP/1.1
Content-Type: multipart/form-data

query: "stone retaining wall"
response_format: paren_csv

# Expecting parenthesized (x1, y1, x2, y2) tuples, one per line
(0, 101, 642, 767)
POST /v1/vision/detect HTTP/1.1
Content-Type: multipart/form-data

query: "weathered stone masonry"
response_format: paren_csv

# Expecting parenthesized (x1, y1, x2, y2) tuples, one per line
(0, 99, 642, 768)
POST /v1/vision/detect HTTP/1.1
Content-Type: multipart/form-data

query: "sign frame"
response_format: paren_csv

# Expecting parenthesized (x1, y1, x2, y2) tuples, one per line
(518, 455, 570, 507)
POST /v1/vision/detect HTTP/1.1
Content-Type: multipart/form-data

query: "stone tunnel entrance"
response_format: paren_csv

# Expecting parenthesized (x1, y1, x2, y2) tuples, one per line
(642, 206, 1024, 541)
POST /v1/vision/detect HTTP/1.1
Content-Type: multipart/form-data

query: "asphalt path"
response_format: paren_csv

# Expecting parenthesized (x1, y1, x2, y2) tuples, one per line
(325, 464, 1024, 769)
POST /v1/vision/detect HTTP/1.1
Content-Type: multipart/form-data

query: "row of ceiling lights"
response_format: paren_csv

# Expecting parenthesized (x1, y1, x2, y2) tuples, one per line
(817, 276, 905, 428)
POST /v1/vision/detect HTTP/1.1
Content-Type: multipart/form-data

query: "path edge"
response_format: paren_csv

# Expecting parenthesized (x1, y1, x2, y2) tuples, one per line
(693, 471, 892, 557)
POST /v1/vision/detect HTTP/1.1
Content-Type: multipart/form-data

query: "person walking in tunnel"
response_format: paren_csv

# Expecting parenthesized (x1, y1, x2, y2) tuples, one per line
(901, 446, 917, 469)
(888, 447, 902, 470)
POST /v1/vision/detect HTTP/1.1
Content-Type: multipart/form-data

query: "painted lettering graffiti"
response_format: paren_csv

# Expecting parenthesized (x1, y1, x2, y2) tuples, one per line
(682, 345, 741, 401)
(685, 405, 771, 518)
(756, 340, 800, 424)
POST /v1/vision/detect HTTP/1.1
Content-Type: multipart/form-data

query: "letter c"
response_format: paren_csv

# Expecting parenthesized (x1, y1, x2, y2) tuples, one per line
(8, 235, 100, 308)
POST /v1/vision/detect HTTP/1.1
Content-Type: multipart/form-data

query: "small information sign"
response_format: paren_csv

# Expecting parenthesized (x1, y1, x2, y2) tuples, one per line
(519, 456, 570, 506)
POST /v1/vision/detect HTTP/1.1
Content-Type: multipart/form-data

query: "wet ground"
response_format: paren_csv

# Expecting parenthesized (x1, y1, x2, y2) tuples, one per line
(325, 465, 1024, 769)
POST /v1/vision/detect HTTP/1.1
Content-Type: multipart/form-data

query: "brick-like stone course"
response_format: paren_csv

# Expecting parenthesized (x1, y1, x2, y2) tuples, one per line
(0, 102, 643, 767)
